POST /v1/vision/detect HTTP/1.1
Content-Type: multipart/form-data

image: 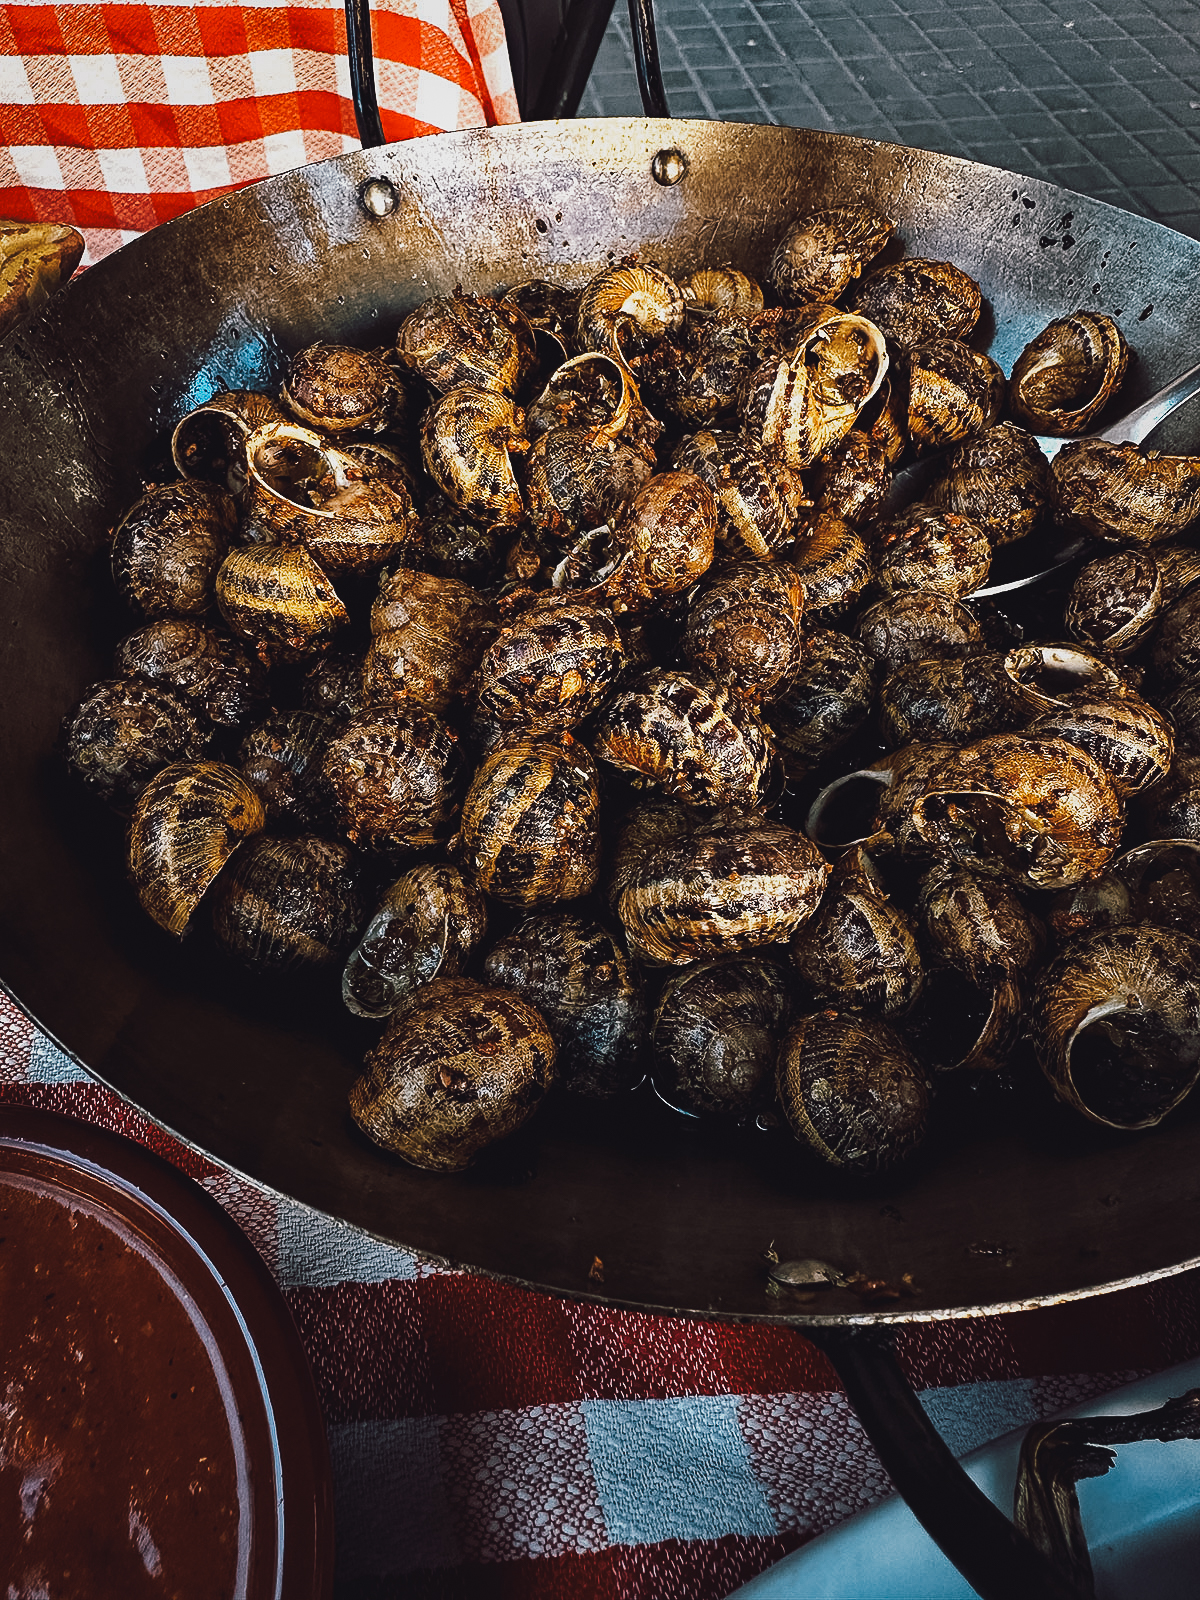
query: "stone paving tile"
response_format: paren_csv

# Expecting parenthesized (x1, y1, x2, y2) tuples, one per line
(578, 0, 1200, 238)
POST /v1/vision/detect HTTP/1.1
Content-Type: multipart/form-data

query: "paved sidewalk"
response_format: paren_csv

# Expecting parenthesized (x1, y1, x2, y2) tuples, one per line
(579, 0, 1200, 239)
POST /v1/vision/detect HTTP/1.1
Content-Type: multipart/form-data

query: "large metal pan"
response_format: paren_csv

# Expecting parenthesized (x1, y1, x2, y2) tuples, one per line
(2, 119, 1200, 1337)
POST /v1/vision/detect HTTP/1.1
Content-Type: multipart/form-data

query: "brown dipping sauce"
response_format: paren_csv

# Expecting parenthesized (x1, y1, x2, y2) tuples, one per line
(0, 1171, 244, 1598)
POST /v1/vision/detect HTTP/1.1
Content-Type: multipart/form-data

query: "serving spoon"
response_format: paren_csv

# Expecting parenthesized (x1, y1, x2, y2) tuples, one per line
(883, 356, 1200, 596)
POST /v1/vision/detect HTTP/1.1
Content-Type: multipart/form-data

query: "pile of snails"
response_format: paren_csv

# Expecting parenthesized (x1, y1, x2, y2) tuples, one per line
(59, 204, 1200, 1178)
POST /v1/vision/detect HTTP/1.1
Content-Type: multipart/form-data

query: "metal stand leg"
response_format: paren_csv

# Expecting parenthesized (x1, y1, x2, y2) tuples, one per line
(344, 0, 385, 148)
(807, 1326, 1081, 1600)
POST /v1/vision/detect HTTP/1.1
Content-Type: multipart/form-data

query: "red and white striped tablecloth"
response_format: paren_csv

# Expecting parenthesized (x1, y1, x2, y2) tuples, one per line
(2, 991, 1199, 1598)
(0, 0, 518, 263)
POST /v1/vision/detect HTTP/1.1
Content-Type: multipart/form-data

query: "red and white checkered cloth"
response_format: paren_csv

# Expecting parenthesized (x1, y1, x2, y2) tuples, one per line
(3, 990, 1200, 1599)
(0, 0, 518, 264)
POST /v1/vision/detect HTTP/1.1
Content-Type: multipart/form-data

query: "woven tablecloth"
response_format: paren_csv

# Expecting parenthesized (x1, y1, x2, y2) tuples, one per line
(0, 0, 517, 263)
(3, 991, 1200, 1597)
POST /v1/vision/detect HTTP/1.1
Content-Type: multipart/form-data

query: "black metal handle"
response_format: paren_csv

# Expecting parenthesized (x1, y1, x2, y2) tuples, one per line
(808, 1326, 1082, 1600)
(345, 0, 386, 148)
(627, 0, 669, 116)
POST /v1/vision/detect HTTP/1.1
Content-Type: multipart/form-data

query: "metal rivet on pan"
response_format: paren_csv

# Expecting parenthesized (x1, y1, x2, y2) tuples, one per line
(359, 177, 399, 218)
(651, 148, 688, 186)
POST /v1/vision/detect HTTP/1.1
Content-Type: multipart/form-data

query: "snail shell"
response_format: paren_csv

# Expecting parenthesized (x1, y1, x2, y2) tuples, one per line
(521, 422, 654, 541)
(766, 629, 875, 772)
(242, 422, 418, 576)
(417, 497, 504, 588)
(342, 862, 487, 1019)
(850, 258, 983, 347)
(602, 471, 717, 613)
(456, 732, 602, 907)
(1066, 547, 1168, 657)
(645, 315, 766, 430)
(1112, 839, 1200, 935)
(807, 430, 892, 528)
(127, 760, 265, 936)
(321, 707, 463, 854)
(348, 976, 556, 1171)
(210, 833, 364, 972)
(171, 389, 288, 495)
(473, 598, 625, 738)
(215, 543, 349, 663)
(790, 852, 924, 1017)
(652, 958, 792, 1118)
(280, 342, 403, 435)
(903, 964, 1025, 1075)
(362, 568, 496, 716)
(874, 502, 992, 599)
(1137, 754, 1200, 843)
(877, 651, 1016, 748)
(682, 561, 805, 701)
(1025, 692, 1174, 798)
(741, 306, 889, 469)
(1002, 642, 1126, 713)
(111, 479, 237, 618)
(591, 668, 775, 810)
(576, 263, 685, 358)
(420, 385, 529, 529)
(526, 351, 658, 454)
(917, 862, 1044, 985)
(912, 732, 1125, 890)
(1031, 925, 1200, 1130)
(395, 290, 538, 396)
(301, 650, 367, 720)
(484, 912, 644, 1098)
(114, 618, 268, 732)
(1007, 311, 1129, 435)
(904, 339, 1006, 455)
(681, 267, 765, 317)
(237, 709, 340, 829)
(61, 678, 210, 812)
(766, 206, 894, 306)
(788, 512, 873, 619)
(1150, 585, 1200, 690)
(604, 801, 692, 916)
(1161, 682, 1200, 755)
(776, 1010, 928, 1173)
(617, 817, 830, 966)
(670, 430, 806, 560)
(1053, 440, 1200, 545)
(855, 590, 984, 669)
(927, 422, 1053, 548)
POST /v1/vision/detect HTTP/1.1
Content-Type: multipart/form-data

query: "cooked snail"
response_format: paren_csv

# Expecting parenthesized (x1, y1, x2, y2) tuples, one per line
(395, 289, 538, 396)
(210, 833, 363, 972)
(62, 678, 210, 812)
(592, 668, 775, 810)
(281, 342, 404, 435)
(850, 257, 983, 347)
(766, 206, 894, 306)
(456, 732, 602, 906)
(776, 1010, 929, 1173)
(1007, 311, 1128, 436)
(1032, 925, 1200, 1130)
(652, 958, 792, 1118)
(484, 913, 644, 1098)
(127, 760, 266, 936)
(342, 863, 487, 1019)
(617, 817, 829, 966)
(111, 479, 237, 618)
(349, 976, 556, 1171)
(682, 562, 805, 701)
